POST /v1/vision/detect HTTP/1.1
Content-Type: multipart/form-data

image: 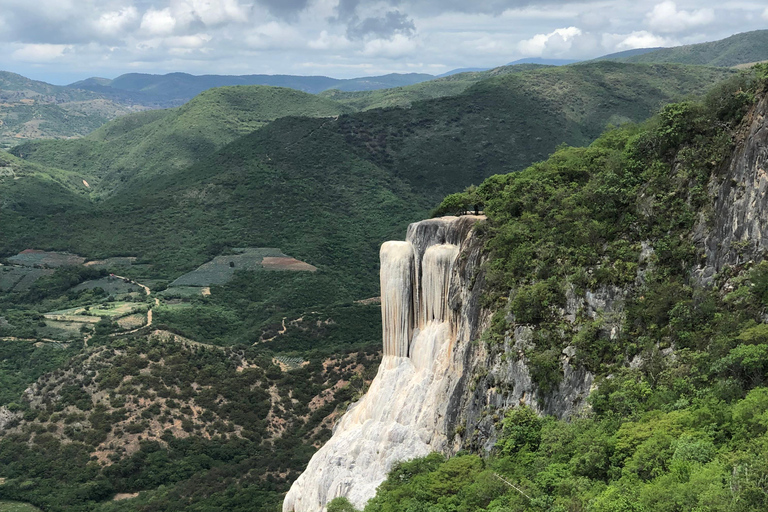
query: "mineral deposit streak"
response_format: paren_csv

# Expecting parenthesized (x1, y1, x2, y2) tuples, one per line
(283, 216, 481, 512)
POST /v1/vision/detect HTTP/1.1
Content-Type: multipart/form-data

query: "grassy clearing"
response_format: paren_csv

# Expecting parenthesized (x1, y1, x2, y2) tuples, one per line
(116, 313, 147, 329)
(0, 501, 42, 512)
(43, 319, 91, 335)
(46, 302, 147, 318)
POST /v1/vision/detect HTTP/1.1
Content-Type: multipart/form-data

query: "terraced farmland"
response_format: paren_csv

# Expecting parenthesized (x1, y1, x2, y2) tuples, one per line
(0, 266, 54, 292)
(167, 248, 316, 289)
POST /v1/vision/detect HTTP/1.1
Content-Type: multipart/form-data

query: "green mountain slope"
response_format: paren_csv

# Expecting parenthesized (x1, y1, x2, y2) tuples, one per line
(3, 61, 737, 284)
(11, 86, 353, 195)
(69, 71, 437, 107)
(0, 151, 93, 253)
(318, 63, 549, 111)
(600, 29, 768, 67)
(15, 62, 734, 202)
(301, 62, 736, 201)
(0, 71, 140, 150)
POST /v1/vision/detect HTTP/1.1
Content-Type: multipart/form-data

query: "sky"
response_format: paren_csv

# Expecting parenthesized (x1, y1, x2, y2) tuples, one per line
(0, 0, 766, 84)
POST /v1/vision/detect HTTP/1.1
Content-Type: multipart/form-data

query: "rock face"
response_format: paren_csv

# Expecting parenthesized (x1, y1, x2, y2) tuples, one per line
(699, 92, 768, 276)
(283, 216, 486, 512)
(0, 406, 20, 433)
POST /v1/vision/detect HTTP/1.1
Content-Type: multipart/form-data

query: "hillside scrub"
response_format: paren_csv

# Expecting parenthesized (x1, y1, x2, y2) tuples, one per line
(0, 333, 381, 511)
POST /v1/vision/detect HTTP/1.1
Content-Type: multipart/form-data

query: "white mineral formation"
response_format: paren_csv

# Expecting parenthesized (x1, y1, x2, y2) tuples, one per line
(283, 216, 483, 512)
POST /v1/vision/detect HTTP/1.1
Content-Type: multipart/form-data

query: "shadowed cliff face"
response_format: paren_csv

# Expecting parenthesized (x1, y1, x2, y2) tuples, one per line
(283, 216, 486, 512)
(699, 92, 768, 278)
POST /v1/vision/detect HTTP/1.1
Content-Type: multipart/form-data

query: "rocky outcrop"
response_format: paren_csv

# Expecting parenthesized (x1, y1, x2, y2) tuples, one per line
(283, 215, 602, 511)
(283, 216, 486, 512)
(699, 91, 768, 278)
(0, 406, 20, 433)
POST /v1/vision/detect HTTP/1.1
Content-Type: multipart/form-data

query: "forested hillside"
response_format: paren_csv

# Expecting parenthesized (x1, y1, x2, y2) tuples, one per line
(600, 29, 768, 67)
(323, 63, 768, 512)
(10, 86, 353, 195)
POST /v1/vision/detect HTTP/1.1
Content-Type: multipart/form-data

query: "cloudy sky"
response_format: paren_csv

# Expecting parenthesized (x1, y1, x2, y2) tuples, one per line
(0, 0, 766, 84)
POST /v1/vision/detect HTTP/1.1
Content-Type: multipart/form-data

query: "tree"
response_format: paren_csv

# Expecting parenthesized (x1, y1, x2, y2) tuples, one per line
(327, 496, 359, 512)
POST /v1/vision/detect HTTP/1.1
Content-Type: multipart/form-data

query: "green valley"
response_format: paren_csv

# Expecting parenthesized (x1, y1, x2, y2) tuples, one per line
(1, 27, 768, 512)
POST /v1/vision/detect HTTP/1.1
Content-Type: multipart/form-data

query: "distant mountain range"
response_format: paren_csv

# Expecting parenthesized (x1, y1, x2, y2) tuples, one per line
(68, 72, 437, 106)
(2, 29, 768, 149)
(439, 58, 579, 77)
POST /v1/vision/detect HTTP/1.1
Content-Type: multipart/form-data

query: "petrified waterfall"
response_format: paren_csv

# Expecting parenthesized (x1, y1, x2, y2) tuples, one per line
(283, 216, 483, 512)
(380, 241, 415, 357)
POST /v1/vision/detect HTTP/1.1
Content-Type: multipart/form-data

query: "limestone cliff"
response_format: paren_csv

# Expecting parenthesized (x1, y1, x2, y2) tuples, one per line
(284, 214, 595, 511)
(698, 90, 768, 277)
(283, 216, 486, 512)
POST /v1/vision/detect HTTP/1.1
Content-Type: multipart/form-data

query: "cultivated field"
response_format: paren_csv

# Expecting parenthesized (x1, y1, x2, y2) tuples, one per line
(7, 249, 85, 267)
(0, 266, 54, 292)
(167, 247, 316, 289)
(73, 276, 143, 296)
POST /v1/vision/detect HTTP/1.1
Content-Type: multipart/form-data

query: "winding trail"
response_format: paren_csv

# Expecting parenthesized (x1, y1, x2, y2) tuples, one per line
(108, 275, 157, 337)
(2, 275, 162, 346)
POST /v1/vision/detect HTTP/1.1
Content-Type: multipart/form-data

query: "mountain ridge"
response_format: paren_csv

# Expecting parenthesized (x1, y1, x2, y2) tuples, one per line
(596, 29, 768, 67)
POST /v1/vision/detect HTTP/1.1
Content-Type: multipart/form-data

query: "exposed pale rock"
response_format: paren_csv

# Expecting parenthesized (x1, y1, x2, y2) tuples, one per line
(698, 92, 768, 278)
(283, 216, 483, 512)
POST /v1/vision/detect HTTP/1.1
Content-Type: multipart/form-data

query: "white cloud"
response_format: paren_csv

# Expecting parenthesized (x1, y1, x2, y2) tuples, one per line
(170, 0, 250, 27)
(245, 22, 304, 50)
(141, 8, 178, 36)
(361, 34, 419, 58)
(647, 1, 715, 33)
(308, 30, 352, 50)
(602, 30, 675, 51)
(165, 34, 213, 48)
(12, 43, 70, 62)
(3, 0, 768, 84)
(97, 7, 140, 35)
(517, 26, 582, 57)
